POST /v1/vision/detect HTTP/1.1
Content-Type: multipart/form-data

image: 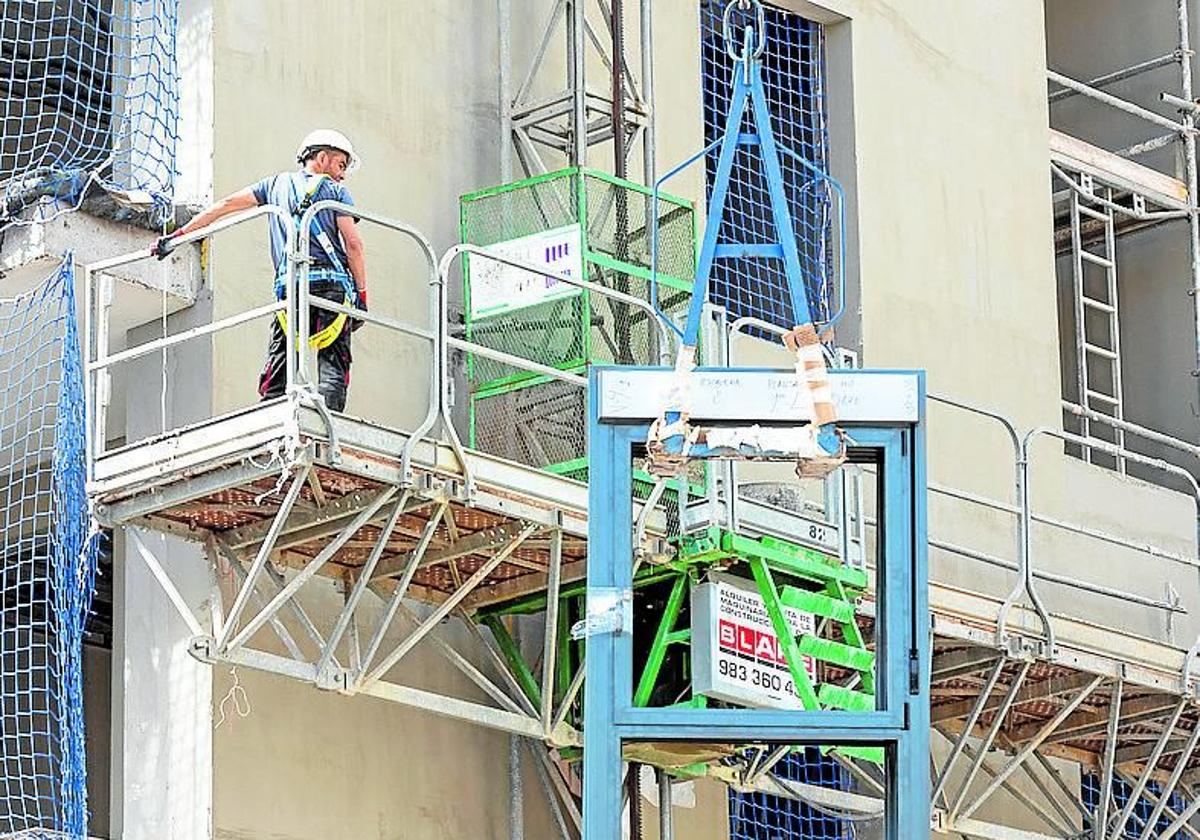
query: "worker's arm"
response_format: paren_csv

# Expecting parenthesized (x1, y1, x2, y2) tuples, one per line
(176, 188, 259, 237)
(152, 188, 258, 258)
(337, 214, 368, 302)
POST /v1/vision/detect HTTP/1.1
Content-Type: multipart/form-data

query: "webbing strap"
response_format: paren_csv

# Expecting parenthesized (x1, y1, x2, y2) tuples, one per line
(275, 171, 357, 303)
(276, 294, 351, 350)
(289, 172, 348, 276)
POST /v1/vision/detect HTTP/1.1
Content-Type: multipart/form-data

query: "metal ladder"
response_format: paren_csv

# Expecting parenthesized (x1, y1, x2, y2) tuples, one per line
(1068, 174, 1126, 471)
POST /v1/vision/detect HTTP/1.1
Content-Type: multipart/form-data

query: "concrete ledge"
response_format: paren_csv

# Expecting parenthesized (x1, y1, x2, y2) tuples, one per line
(1, 208, 202, 337)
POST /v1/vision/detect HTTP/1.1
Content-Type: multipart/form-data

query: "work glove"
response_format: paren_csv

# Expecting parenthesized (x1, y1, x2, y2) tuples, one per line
(351, 287, 368, 331)
(151, 234, 178, 261)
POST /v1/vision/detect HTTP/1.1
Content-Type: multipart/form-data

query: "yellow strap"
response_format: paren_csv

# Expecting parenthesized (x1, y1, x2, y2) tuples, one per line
(276, 296, 349, 350)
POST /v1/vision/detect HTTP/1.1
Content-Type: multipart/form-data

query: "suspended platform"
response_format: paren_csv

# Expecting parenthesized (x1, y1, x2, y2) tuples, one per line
(92, 398, 595, 610)
(91, 398, 1200, 837)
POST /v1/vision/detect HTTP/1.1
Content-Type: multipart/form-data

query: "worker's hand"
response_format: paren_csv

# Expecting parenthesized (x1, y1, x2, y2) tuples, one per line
(151, 233, 178, 261)
(351, 287, 368, 331)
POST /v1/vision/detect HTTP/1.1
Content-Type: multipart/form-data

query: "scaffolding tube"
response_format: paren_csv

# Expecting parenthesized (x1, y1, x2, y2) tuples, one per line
(1046, 70, 1186, 133)
(1047, 53, 1179, 104)
(1177, 0, 1200, 417)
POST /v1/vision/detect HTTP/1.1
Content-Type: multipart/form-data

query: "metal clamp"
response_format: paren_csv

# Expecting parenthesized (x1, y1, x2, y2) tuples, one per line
(292, 386, 341, 464)
(316, 661, 353, 694)
(1184, 635, 1200, 697)
(571, 588, 633, 640)
(1002, 633, 1044, 663)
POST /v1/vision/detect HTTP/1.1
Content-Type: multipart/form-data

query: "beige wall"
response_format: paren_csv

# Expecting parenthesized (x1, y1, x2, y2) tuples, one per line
(210, 581, 561, 840)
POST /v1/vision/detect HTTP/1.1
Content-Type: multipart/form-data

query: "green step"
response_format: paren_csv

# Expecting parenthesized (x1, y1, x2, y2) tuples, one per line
(817, 685, 884, 765)
(818, 683, 874, 712)
(724, 532, 868, 589)
(760, 535, 842, 569)
(797, 636, 875, 673)
(779, 586, 856, 624)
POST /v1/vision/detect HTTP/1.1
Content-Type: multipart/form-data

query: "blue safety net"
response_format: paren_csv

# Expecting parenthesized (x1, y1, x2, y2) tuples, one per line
(1082, 772, 1191, 837)
(729, 749, 855, 839)
(0, 255, 98, 837)
(700, 1, 833, 329)
(0, 0, 180, 227)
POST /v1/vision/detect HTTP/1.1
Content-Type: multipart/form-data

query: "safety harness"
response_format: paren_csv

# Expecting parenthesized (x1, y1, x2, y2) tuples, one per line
(275, 172, 357, 350)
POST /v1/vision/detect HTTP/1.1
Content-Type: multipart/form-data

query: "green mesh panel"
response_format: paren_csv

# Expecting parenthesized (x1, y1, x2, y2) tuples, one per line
(460, 168, 699, 485)
(460, 171, 579, 247)
(468, 294, 587, 385)
(583, 172, 696, 285)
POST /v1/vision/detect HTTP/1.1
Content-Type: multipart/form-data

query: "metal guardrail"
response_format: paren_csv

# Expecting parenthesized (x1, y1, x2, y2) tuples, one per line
(83, 203, 675, 493)
(83, 202, 456, 491)
(85, 201, 1200, 656)
(84, 204, 295, 484)
(295, 199, 461, 488)
(721, 320, 1200, 654)
(929, 393, 1200, 654)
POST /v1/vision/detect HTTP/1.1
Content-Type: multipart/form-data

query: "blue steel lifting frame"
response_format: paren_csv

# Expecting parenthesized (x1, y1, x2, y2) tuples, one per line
(582, 366, 931, 839)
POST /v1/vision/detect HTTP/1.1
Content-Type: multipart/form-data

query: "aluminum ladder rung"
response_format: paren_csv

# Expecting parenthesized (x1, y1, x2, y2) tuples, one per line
(1074, 203, 1111, 223)
(1068, 186, 1125, 473)
(1084, 389, 1120, 406)
(1081, 296, 1115, 313)
(1084, 343, 1118, 360)
(1079, 250, 1115, 269)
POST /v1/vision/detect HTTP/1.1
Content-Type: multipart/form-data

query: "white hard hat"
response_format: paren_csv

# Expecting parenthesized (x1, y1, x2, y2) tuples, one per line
(296, 129, 361, 175)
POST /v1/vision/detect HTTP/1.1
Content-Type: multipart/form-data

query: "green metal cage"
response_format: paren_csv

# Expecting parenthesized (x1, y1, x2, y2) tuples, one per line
(460, 167, 698, 476)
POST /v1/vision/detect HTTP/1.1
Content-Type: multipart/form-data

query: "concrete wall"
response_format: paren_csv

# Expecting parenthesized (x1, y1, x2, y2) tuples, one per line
(176, 0, 215, 206)
(110, 529, 213, 840)
(208, 579, 561, 840)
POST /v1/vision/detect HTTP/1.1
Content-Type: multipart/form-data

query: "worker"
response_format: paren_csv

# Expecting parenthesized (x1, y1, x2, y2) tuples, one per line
(152, 129, 368, 412)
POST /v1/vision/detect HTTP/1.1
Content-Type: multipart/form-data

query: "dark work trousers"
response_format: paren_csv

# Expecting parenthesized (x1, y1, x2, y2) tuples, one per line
(258, 280, 353, 411)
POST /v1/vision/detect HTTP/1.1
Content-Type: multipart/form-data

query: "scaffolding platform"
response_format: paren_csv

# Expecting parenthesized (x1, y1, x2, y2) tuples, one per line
(88, 400, 1200, 835)
(1050, 129, 1192, 256)
(90, 399, 609, 609)
(1050, 129, 1189, 212)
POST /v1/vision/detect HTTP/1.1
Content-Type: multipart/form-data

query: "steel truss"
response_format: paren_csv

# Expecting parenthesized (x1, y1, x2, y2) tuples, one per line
(499, 0, 653, 179)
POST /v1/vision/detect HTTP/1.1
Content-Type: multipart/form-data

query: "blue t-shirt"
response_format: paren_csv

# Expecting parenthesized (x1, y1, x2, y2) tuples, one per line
(251, 170, 356, 277)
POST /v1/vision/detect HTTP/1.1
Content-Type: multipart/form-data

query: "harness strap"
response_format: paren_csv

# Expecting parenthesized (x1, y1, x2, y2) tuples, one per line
(276, 293, 352, 350)
(275, 172, 357, 303)
(290, 172, 348, 276)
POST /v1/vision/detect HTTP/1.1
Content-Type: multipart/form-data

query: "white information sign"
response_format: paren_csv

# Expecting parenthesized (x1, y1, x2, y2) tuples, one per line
(469, 224, 584, 319)
(691, 575, 816, 710)
(598, 369, 920, 423)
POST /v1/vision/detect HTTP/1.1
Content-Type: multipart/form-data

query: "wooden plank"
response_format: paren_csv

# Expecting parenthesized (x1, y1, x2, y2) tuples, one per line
(1050, 128, 1189, 209)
